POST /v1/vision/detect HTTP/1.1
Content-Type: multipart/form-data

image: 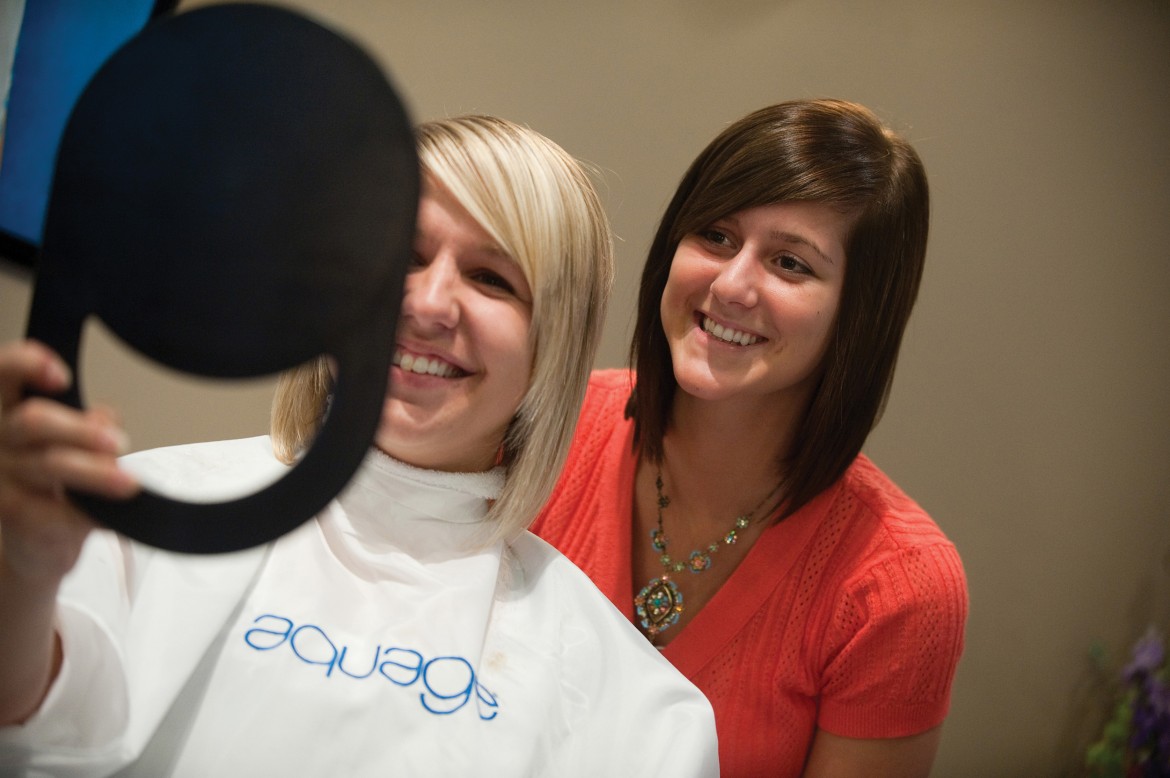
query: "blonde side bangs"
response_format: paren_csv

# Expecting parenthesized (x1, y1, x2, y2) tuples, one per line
(418, 117, 613, 544)
(269, 116, 612, 546)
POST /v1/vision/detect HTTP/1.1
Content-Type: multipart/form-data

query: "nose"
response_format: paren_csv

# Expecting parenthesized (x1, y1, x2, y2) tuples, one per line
(709, 250, 759, 308)
(401, 254, 460, 330)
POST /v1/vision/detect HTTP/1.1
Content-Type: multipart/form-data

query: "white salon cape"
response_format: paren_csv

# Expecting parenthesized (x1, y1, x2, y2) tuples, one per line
(0, 436, 718, 777)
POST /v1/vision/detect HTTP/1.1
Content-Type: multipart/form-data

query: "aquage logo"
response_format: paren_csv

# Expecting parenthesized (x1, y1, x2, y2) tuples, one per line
(243, 614, 499, 720)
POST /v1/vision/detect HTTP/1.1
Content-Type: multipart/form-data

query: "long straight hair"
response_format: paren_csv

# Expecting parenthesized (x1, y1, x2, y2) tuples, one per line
(630, 99, 929, 519)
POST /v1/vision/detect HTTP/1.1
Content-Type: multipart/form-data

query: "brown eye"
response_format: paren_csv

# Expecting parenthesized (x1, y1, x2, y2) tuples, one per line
(700, 229, 732, 246)
(777, 254, 812, 275)
(473, 270, 515, 294)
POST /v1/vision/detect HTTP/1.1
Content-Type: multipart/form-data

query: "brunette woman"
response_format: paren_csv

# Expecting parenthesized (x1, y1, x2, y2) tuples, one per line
(534, 99, 968, 777)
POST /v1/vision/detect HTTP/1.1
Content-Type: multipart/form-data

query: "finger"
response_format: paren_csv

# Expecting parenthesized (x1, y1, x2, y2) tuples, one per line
(88, 404, 124, 430)
(4, 446, 139, 500)
(0, 340, 72, 411)
(0, 398, 129, 457)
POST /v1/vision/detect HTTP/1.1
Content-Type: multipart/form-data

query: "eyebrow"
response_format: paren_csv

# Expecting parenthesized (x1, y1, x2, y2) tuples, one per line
(412, 230, 509, 260)
(478, 243, 511, 259)
(769, 230, 836, 266)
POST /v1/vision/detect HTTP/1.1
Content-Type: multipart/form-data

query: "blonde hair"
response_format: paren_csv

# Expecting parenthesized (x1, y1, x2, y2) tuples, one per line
(272, 115, 613, 543)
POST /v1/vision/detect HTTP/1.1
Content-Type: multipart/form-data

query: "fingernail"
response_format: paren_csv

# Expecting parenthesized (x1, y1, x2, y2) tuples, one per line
(45, 359, 72, 388)
(102, 427, 131, 455)
(112, 467, 140, 496)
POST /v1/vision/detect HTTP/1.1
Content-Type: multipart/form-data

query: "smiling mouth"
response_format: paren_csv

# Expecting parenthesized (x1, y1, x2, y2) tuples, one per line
(393, 349, 468, 378)
(700, 315, 762, 346)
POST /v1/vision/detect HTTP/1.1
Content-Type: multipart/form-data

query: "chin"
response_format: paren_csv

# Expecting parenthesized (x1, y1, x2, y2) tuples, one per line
(673, 366, 729, 401)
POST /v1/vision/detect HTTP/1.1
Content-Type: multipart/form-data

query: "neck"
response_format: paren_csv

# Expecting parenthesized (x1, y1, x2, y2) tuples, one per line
(657, 390, 803, 520)
(669, 386, 804, 477)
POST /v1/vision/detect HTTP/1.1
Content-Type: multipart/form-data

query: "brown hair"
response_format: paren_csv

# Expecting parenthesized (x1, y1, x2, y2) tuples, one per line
(630, 99, 929, 519)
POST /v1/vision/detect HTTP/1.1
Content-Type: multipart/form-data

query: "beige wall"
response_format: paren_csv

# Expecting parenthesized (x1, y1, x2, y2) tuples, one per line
(3, 1, 1168, 774)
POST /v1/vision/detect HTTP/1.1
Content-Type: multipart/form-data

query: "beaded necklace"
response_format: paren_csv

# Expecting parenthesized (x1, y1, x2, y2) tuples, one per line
(635, 466, 783, 639)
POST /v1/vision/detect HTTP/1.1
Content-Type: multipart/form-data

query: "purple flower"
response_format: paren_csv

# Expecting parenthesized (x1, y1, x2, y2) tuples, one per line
(1124, 627, 1166, 684)
(1150, 676, 1169, 720)
(1086, 628, 1170, 776)
(1148, 676, 1170, 775)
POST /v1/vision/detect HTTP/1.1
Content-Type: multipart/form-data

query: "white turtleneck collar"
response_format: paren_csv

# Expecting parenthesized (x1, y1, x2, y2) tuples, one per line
(362, 448, 504, 503)
(319, 447, 506, 563)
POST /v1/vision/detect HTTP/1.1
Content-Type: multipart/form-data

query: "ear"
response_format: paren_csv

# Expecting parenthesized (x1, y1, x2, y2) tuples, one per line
(25, 3, 417, 553)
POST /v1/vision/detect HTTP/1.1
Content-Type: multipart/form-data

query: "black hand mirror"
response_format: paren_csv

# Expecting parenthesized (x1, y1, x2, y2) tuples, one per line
(24, 3, 418, 553)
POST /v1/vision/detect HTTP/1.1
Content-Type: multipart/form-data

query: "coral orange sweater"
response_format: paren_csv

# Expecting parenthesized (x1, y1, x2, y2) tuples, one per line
(532, 371, 968, 777)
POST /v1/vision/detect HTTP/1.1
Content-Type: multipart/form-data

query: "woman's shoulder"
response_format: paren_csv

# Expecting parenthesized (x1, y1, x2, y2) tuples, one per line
(838, 453, 956, 550)
(121, 435, 276, 466)
(119, 435, 286, 502)
(789, 457, 968, 702)
(506, 531, 663, 646)
(804, 454, 968, 605)
(502, 533, 719, 775)
(556, 369, 636, 470)
(508, 531, 623, 605)
(582, 369, 636, 415)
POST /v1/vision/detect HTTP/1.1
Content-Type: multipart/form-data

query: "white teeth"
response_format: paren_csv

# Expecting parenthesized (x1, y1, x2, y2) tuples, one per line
(702, 316, 760, 346)
(394, 349, 461, 378)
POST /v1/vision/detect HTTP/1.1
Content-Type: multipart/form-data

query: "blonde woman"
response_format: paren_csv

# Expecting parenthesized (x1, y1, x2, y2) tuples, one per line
(0, 116, 717, 776)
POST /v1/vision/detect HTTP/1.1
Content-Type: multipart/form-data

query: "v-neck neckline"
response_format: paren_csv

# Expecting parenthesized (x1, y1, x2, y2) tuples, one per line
(648, 469, 837, 675)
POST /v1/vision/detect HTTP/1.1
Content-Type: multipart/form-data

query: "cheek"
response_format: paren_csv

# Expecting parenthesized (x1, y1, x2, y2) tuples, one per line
(812, 299, 836, 328)
(805, 298, 841, 355)
(660, 257, 703, 322)
(664, 251, 707, 293)
(818, 286, 843, 332)
(487, 309, 534, 392)
(761, 287, 839, 353)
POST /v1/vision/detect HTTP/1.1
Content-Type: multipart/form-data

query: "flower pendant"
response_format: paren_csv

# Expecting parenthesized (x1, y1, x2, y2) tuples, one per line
(635, 574, 684, 637)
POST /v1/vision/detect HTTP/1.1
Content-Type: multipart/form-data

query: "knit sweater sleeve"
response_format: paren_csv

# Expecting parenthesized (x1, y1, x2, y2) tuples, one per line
(816, 531, 968, 738)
